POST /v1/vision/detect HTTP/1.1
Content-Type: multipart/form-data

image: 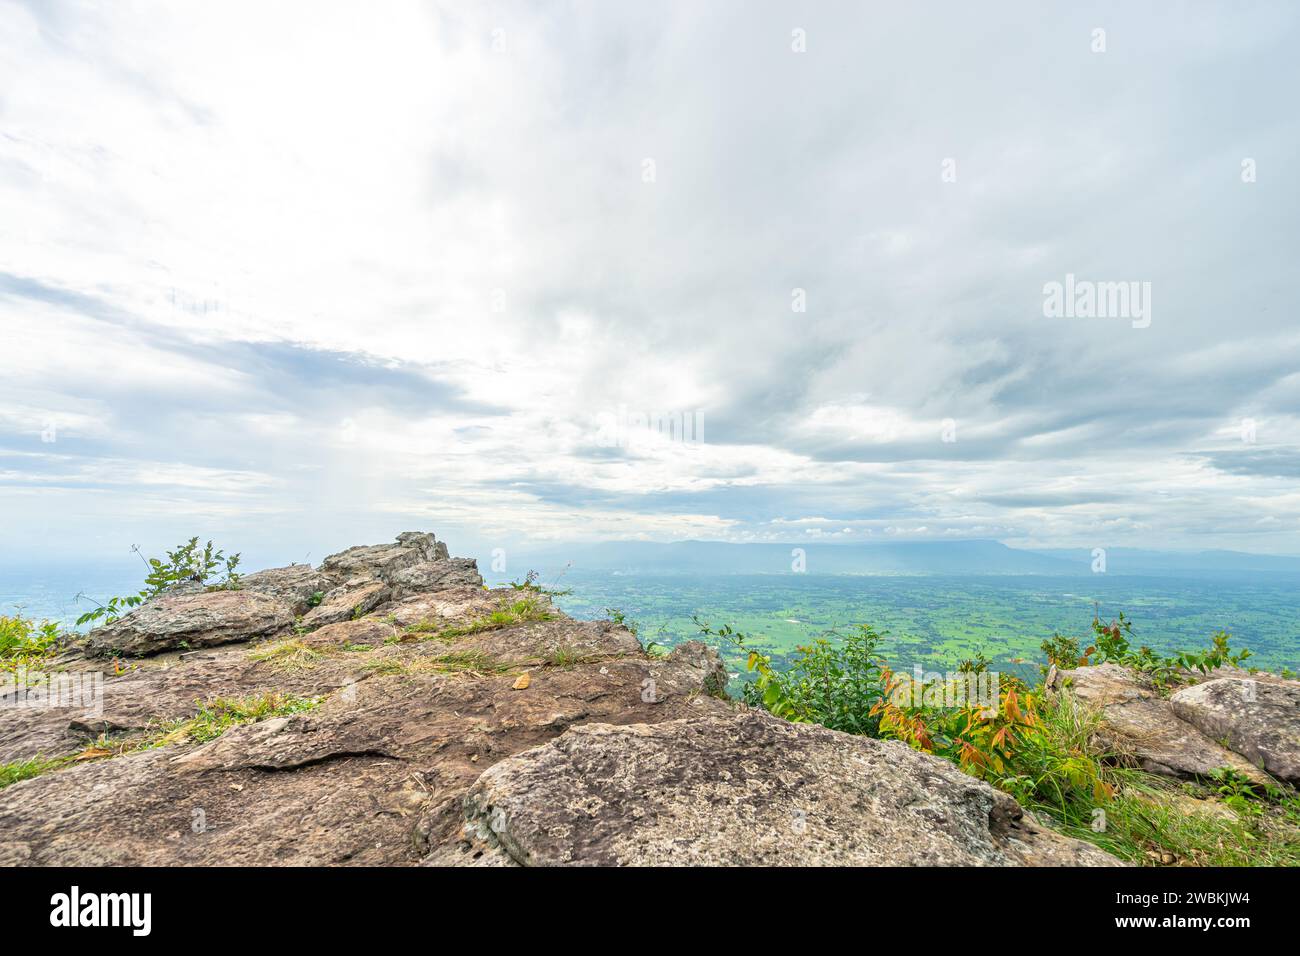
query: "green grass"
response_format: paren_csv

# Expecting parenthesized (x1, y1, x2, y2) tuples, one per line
(0, 755, 73, 790)
(400, 593, 556, 643)
(1039, 772, 1300, 866)
(147, 692, 322, 746)
(544, 646, 583, 668)
(0, 691, 323, 790)
(364, 649, 511, 677)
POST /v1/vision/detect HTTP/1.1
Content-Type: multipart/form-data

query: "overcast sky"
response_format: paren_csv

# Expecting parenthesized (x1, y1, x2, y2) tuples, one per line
(2, 0, 1299, 565)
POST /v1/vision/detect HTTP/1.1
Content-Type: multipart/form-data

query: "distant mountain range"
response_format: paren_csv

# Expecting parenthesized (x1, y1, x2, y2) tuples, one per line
(489, 540, 1300, 578)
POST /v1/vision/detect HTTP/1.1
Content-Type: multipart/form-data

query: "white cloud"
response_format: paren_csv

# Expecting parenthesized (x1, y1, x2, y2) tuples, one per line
(2, 0, 1300, 559)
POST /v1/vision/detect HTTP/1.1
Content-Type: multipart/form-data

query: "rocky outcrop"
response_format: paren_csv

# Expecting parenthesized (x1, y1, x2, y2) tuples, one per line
(388, 558, 483, 599)
(1, 532, 1124, 867)
(319, 531, 449, 581)
(83, 532, 478, 657)
(437, 712, 1120, 867)
(1047, 662, 1288, 785)
(1171, 677, 1300, 785)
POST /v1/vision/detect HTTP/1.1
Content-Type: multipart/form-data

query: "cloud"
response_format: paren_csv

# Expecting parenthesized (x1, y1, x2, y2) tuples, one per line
(2, 0, 1299, 561)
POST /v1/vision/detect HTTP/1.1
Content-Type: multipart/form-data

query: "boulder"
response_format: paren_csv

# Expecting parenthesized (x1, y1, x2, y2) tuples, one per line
(85, 590, 294, 657)
(320, 532, 447, 582)
(371, 586, 499, 630)
(1048, 664, 1270, 784)
(1171, 677, 1300, 784)
(300, 577, 390, 628)
(387, 558, 483, 598)
(238, 564, 339, 615)
(446, 711, 1122, 867)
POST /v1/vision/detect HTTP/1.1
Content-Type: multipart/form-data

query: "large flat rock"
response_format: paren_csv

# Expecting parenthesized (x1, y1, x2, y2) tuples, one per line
(1172, 677, 1300, 785)
(238, 564, 340, 615)
(0, 630, 729, 865)
(441, 711, 1122, 867)
(1049, 664, 1271, 784)
(85, 590, 294, 657)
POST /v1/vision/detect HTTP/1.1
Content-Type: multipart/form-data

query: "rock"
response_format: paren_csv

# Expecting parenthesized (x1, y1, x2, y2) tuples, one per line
(1048, 664, 1270, 784)
(239, 564, 339, 615)
(0, 618, 732, 865)
(320, 532, 447, 582)
(370, 586, 498, 630)
(450, 711, 1121, 867)
(461, 617, 641, 664)
(1171, 678, 1300, 784)
(85, 590, 294, 657)
(1047, 663, 1147, 707)
(666, 640, 729, 696)
(300, 577, 390, 628)
(387, 558, 483, 598)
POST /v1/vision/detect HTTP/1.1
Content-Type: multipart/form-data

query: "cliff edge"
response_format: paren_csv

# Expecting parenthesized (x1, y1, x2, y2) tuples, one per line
(0, 533, 1119, 866)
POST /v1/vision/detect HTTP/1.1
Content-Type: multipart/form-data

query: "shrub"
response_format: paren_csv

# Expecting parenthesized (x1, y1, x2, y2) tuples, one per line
(701, 613, 1297, 865)
(696, 617, 887, 734)
(77, 537, 242, 626)
(0, 615, 61, 672)
(1042, 613, 1251, 688)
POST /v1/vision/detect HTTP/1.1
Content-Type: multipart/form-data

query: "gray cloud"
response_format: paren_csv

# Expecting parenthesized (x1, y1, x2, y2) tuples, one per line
(2, 0, 1299, 559)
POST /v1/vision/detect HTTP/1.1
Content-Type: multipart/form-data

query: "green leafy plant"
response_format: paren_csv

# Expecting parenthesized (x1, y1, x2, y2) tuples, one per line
(0, 614, 62, 672)
(696, 617, 888, 733)
(1043, 613, 1251, 689)
(509, 569, 572, 597)
(874, 664, 1041, 781)
(1039, 633, 1088, 671)
(76, 538, 243, 627)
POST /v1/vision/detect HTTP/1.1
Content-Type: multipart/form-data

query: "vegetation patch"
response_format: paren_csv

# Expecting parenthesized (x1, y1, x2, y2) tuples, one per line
(401, 593, 555, 643)
(77, 537, 243, 627)
(701, 612, 1300, 866)
(1041, 613, 1254, 692)
(365, 650, 511, 678)
(0, 691, 322, 790)
(0, 755, 72, 790)
(247, 638, 332, 671)
(543, 646, 584, 668)
(143, 692, 321, 746)
(0, 615, 62, 675)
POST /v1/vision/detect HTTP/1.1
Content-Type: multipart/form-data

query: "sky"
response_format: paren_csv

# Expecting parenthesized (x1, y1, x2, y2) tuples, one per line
(2, 0, 1299, 569)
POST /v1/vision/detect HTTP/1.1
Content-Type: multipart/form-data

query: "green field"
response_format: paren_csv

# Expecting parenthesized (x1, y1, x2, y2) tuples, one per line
(502, 572, 1300, 680)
